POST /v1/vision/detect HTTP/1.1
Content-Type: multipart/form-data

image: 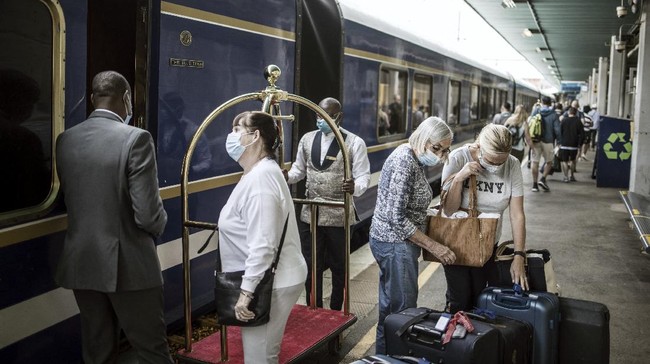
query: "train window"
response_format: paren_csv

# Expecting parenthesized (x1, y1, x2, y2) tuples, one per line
(488, 88, 496, 120)
(378, 67, 407, 137)
(469, 84, 479, 120)
(447, 80, 461, 125)
(431, 75, 446, 120)
(0, 0, 59, 218)
(412, 74, 432, 130)
(479, 87, 489, 120)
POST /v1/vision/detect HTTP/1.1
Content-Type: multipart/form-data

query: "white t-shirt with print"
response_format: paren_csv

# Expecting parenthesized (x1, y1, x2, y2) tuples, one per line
(441, 145, 524, 243)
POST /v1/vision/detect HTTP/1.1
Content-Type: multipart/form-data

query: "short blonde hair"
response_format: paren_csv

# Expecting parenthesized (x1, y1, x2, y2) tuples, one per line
(409, 116, 453, 154)
(477, 123, 512, 155)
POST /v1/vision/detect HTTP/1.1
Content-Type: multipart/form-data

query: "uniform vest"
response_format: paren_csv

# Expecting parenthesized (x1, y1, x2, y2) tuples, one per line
(300, 130, 357, 227)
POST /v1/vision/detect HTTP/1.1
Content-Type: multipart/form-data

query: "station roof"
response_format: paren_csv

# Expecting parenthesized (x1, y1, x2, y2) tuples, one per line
(463, 0, 635, 83)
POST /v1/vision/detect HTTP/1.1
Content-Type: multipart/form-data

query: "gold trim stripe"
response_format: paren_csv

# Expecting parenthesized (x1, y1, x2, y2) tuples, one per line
(0, 215, 67, 248)
(160, 171, 243, 200)
(344, 47, 468, 81)
(161, 2, 295, 42)
(367, 139, 408, 153)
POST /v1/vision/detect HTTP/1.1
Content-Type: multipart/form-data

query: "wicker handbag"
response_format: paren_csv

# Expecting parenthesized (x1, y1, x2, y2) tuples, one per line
(423, 175, 498, 267)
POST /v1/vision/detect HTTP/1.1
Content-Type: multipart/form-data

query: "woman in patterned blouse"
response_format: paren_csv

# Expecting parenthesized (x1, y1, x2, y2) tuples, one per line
(369, 117, 457, 354)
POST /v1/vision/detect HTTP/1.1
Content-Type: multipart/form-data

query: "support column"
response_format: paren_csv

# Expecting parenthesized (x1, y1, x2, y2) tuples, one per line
(597, 57, 608, 112)
(591, 68, 598, 106)
(630, 4, 650, 196)
(608, 35, 626, 117)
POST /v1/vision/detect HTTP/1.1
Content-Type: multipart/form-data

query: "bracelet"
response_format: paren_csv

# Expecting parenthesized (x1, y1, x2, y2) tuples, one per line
(513, 251, 526, 258)
(240, 290, 254, 299)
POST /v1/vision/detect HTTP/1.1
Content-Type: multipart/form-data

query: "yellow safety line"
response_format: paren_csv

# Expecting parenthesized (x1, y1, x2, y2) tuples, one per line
(343, 261, 441, 360)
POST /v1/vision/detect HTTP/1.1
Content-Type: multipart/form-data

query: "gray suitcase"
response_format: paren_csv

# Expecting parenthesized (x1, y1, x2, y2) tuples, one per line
(477, 287, 560, 364)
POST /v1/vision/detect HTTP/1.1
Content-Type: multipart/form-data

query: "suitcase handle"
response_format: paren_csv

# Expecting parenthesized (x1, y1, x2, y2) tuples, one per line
(409, 324, 444, 349)
(494, 293, 531, 309)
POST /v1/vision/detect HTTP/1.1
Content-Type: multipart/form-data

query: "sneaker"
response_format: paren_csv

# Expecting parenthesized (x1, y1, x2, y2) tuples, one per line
(532, 183, 539, 192)
(581, 155, 590, 161)
(570, 176, 577, 182)
(538, 178, 550, 191)
(563, 177, 570, 183)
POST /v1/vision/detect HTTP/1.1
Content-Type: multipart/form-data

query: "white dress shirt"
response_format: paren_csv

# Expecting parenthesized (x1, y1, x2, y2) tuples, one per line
(287, 127, 371, 197)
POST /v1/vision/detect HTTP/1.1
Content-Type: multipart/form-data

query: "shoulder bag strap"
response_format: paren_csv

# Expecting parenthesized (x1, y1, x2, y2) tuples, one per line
(468, 174, 478, 217)
(271, 213, 290, 272)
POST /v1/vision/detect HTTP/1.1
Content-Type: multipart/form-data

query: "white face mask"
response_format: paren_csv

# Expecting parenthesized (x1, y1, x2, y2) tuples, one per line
(225, 131, 255, 162)
(479, 150, 505, 174)
(123, 91, 132, 124)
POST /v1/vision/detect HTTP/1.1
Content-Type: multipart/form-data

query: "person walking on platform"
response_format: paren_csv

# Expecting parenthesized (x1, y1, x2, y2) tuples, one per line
(530, 96, 561, 192)
(220, 111, 307, 364)
(441, 123, 529, 313)
(55, 71, 173, 364)
(370, 117, 457, 354)
(503, 104, 531, 162)
(558, 107, 585, 182)
(286, 97, 370, 311)
(587, 104, 601, 151)
(492, 102, 512, 125)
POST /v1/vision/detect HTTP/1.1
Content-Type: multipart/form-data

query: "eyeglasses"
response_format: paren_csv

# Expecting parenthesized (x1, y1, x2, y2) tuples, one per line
(429, 144, 451, 156)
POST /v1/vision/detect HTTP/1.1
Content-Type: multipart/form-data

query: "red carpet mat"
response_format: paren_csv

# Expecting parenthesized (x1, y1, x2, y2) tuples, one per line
(176, 304, 357, 363)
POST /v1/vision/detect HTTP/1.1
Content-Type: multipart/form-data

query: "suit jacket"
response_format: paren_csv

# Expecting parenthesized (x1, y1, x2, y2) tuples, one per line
(55, 110, 167, 292)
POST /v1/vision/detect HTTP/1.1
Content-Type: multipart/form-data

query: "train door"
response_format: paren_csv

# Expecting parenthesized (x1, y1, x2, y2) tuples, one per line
(86, 0, 149, 129)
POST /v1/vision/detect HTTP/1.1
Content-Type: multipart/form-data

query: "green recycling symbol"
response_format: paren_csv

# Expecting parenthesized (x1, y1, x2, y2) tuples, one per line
(603, 133, 632, 160)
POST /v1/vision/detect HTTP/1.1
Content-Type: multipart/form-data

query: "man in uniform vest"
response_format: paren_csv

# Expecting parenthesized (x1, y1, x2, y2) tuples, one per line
(286, 97, 370, 310)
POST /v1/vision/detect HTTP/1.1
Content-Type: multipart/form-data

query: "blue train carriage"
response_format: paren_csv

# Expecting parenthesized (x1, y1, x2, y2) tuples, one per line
(336, 2, 540, 229)
(0, 0, 299, 362)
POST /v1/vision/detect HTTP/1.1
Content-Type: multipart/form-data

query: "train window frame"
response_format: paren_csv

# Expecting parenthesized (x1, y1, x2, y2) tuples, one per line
(447, 79, 461, 125)
(411, 73, 433, 131)
(0, 0, 65, 228)
(469, 84, 479, 121)
(377, 65, 408, 141)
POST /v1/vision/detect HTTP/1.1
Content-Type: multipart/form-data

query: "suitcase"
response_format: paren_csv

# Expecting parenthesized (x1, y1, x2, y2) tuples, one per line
(469, 312, 533, 364)
(350, 354, 430, 363)
(476, 287, 560, 364)
(384, 307, 500, 364)
(558, 297, 610, 364)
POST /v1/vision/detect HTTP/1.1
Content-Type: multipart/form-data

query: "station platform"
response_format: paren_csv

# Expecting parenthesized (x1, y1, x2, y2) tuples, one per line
(296, 155, 650, 364)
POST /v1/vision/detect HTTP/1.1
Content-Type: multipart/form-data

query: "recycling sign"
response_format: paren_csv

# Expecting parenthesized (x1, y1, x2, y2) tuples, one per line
(603, 132, 632, 160)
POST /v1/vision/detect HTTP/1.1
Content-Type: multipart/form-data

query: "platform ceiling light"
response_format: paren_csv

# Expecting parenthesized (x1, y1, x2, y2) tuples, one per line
(536, 47, 549, 53)
(542, 57, 552, 62)
(501, 0, 517, 8)
(548, 64, 558, 69)
(522, 28, 541, 37)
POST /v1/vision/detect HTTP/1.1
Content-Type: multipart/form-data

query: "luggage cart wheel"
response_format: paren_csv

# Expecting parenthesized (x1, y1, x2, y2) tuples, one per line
(327, 334, 342, 355)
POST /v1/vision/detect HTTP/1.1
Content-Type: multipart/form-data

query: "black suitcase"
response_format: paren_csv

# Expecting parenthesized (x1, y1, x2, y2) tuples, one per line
(469, 312, 533, 364)
(558, 297, 610, 364)
(350, 354, 429, 363)
(384, 307, 500, 364)
(477, 287, 560, 364)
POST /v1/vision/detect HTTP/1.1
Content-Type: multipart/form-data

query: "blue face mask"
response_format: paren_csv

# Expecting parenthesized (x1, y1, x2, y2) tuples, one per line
(225, 131, 254, 162)
(316, 118, 333, 134)
(123, 91, 132, 124)
(418, 149, 441, 166)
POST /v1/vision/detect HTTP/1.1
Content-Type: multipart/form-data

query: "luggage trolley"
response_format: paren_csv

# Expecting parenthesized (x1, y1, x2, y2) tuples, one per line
(176, 65, 357, 363)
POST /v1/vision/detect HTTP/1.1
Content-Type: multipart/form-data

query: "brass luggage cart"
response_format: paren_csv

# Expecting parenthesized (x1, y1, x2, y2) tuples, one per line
(176, 65, 357, 363)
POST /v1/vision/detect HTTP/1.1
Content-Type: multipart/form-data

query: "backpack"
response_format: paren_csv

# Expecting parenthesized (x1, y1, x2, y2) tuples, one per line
(508, 124, 522, 146)
(528, 113, 543, 142)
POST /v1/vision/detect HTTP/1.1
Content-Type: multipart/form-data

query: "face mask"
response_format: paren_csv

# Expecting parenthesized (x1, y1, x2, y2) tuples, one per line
(479, 150, 505, 173)
(316, 118, 332, 134)
(418, 149, 441, 166)
(225, 131, 254, 162)
(123, 91, 133, 124)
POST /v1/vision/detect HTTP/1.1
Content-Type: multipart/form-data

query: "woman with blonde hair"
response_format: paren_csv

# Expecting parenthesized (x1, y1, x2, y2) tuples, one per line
(503, 104, 532, 162)
(440, 123, 528, 313)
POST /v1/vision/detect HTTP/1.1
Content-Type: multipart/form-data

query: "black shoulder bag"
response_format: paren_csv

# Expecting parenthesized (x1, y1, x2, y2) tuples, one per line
(214, 214, 290, 327)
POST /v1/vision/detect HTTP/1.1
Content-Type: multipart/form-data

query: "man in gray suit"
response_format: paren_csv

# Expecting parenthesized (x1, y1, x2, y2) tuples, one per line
(55, 71, 173, 363)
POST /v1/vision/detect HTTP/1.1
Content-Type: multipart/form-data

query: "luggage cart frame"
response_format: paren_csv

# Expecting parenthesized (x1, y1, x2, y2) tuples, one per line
(176, 65, 357, 363)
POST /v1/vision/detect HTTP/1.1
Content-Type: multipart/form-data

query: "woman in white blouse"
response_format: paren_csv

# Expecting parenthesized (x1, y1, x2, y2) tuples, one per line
(218, 111, 307, 364)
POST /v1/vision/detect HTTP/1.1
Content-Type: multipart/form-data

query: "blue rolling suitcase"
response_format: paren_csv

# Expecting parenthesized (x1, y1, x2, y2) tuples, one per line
(558, 297, 610, 364)
(476, 287, 560, 364)
(384, 307, 500, 364)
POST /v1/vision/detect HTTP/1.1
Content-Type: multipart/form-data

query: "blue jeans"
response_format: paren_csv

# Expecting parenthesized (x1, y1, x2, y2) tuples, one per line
(370, 237, 421, 355)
